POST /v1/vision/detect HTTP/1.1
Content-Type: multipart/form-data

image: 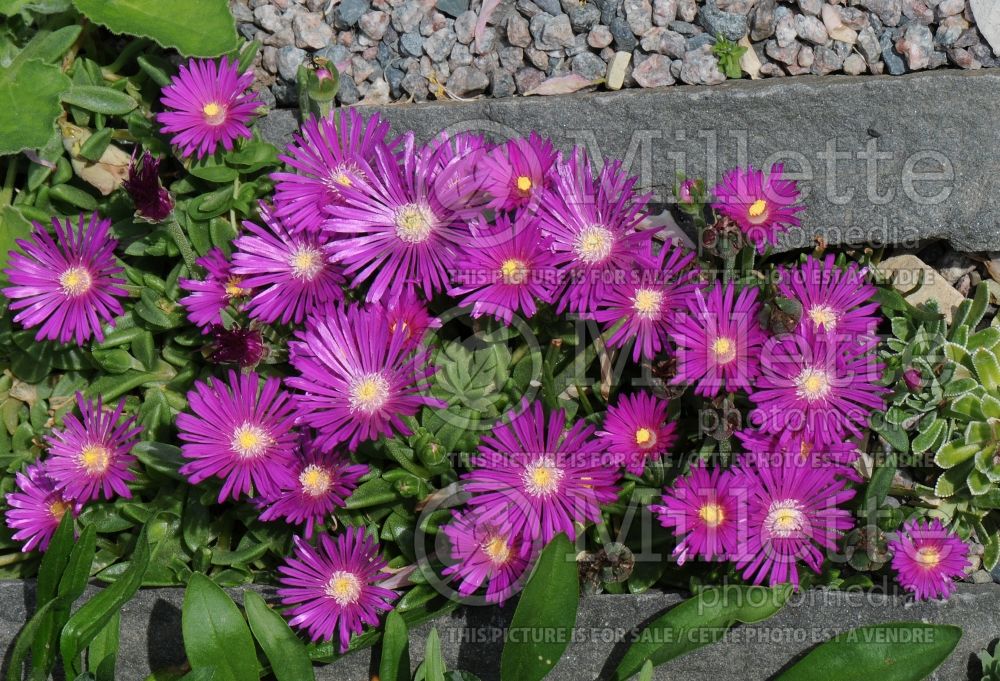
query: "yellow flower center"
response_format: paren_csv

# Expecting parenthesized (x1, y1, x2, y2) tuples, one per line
(808, 305, 839, 330)
(349, 373, 390, 414)
(748, 198, 767, 218)
(289, 247, 323, 280)
(49, 499, 69, 521)
(515, 175, 532, 192)
(796, 367, 831, 401)
(202, 102, 227, 126)
(711, 337, 736, 364)
(59, 266, 92, 297)
(394, 203, 436, 244)
(499, 258, 528, 285)
(698, 503, 725, 528)
(230, 423, 271, 458)
(326, 162, 362, 191)
(915, 546, 941, 568)
(764, 500, 806, 538)
(632, 288, 663, 319)
(225, 276, 249, 298)
(299, 464, 333, 497)
(574, 225, 614, 264)
(482, 535, 512, 565)
(324, 570, 362, 606)
(635, 427, 656, 449)
(522, 458, 563, 497)
(78, 444, 111, 474)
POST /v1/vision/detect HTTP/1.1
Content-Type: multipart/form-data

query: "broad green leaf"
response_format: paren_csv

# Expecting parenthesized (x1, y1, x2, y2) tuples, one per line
(0, 204, 33, 284)
(379, 609, 410, 681)
(132, 441, 185, 480)
(60, 522, 152, 678)
(637, 660, 654, 681)
(864, 452, 896, 509)
(973, 348, 1000, 393)
(418, 629, 446, 681)
(912, 419, 945, 454)
(88, 612, 120, 681)
(613, 585, 792, 681)
(71, 0, 239, 57)
(500, 534, 579, 681)
(6, 598, 66, 681)
(935, 440, 979, 469)
(30, 513, 77, 677)
(0, 58, 71, 155)
(16, 25, 82, 64)
(182, 573, 257, 681)
(244, 591, 315, 681)
(984, 533, 1000, 571)
(773, 623, 960, 681)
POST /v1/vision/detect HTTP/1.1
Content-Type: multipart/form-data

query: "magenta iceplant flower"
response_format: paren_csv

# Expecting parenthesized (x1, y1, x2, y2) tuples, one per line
(258, 434, 368, 538)
(385, 290, 440, 349)
(442, 509, 534, 605)
(325, 133, 477, 302)
(5, 461, 78, 552)
(537, 151, 655, 314)
(177, 370, 298, 502)
(232, 203, 344, 325)
(598, 391, 677, 476)
(123, 150, 173, 222)
(477, 132, 558, 213)
(649, 463, 742, 565)
(734, 455, 855, 588)
(462, 401, 620, 549)
(449, 214, 560, 324)
(278, 528, 398, 652)
(178, 248, 250, 330)
(777, 254, 879, 335)
(712, 164, 803, 253)
(749, 326, 887, 446)
(287, 302, 442, 451)
(271, 110, 394, 233)
(671, 281, 767, 397)
(3, 214, 126, 346)
(888, 518, 970, 601)
(735, 429, 862, 482)
(593, 239, 699, 362)
(157, 57, 262, 158)
(45, 393, 142, 502)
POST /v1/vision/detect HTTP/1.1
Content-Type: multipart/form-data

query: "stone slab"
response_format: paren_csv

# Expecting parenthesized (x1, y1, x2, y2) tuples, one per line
(2, 581, 998, 679)
(260, 70, 1000, 253)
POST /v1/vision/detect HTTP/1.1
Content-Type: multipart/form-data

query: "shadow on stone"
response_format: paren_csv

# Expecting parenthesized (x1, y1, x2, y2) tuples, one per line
(146, 597, 185, 675)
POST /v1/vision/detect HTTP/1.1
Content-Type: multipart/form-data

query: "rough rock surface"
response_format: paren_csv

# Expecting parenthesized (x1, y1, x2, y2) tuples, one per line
(260, 69, 1000, 252)
(2, 581, 998, 680)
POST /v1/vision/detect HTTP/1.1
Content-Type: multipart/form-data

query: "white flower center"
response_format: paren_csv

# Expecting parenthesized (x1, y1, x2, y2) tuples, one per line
(521, 457, 564, 497)
(481, 535, 513, 566)
(289, 246, 324, 280)
(574, 225, 614, 264)
(78, 443, 111, 474)
(711, 336, 736, 364)
(59, 266, 93, 297)
(795, 367, 832, 401)
(394, 203, 436, 244)
(915, 546, 941, 568)
(202, 102, 227, 126)
(326, 161, 362, 191)
(698, 503, 725, 528)
(808, 305, 839, 330)
(499, 258, 528, 285)
(632, 288, 663, 319)
(230, 423, 272, 458)
(299, 464, 332, 497)
(764, 499, 806, 539)
(349, 373, 390, 414)
(324, 570, 362, 606)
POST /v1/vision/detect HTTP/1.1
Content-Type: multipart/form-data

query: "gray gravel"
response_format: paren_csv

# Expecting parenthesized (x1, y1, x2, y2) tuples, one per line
(233, 0, 1000, 104)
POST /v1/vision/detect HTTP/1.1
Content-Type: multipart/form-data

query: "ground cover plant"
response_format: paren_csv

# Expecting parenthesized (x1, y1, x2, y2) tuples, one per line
(1, 1, 998, 680)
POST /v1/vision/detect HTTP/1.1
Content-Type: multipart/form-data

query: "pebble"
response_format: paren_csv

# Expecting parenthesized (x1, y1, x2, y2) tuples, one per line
(679, 45, 726, 83)
(751, 0, 777, 40)
(454, 10, 477, 43)
(843, 51, 867, 72)
(625, 0, 654, 36)
(337, 0, 370, 26)
(896, 22, 935, 68)
(633, 53, 676, 86)
(447, 65, 490, 95)
(610, 16, 639, 50)
(812, 45, 844, 72)
(880, 29, 908, 73)
(858, 25, 882, 62)
(775, 13, 797, 46)
(499, 45, 525, 70)
(401, 31, 424, 56)
(514, 65, 546, 92)
(937, 0, 966, 16)
(254, 5, 284, 33)
(606, 50, 632, 88)
(544, 13, 577, 46)
(936, 14, 969, 43)
(572, 51, 608, 78)
(508, 14, 532, 46)
(699, 0, 749, 40)
(535, 0, 562, 15)
(653, 0, 678, 25)
(795, 13, 829, 43)
(765, 37, 801, 63)
(392, 2, 424, 32)
(568, 2, 602, 31)
(450, 42, 474, 66)
(435, 0, 469, 19)
(641, 27, 688, 56)
(360, 10, 390, 40)
(798, 0, 823, 16)
(588, 24, 614, 47)
(277, 45, 307, 81)
(424, 26, 457, 61)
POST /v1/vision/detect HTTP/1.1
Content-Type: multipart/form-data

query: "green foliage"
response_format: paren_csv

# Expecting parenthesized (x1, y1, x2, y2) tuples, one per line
(182, 574, 258, 681)
(773, 623, 960, 681)
(711, 38, 747, 79)
(979, 640, 1000, 681)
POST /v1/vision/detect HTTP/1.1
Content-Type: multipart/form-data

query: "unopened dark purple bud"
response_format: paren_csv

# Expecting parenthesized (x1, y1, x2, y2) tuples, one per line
(209, 326, 267, 367)
(123, 150, 173, 222)
(903, 368, 923, 392)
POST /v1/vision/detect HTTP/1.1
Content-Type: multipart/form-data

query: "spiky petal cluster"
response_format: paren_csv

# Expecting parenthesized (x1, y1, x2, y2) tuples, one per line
(5, 462, 77, 552)
(45, 393, 142, 502)
(888, 518, 970, 601)
(463, 400, 620, 548)
(593, 240, 700, 362)
(711, 163, 804, 252)
(177, 370, 298, 502)
(277, 528, 398, 652)
(157, 57, 262, 158)
(123, 150, 173, 222)
(3, 214, 126, 345)
(777, 254, 879, 335)
(271, 110, 393, 233)
(671, 281, 767, 397)
(537, 151, 655, 314)
(179, 248, 251, 330)
(478, 133, 558, 212)
(232, 203, 344, 324)
(598, 391, 677, 476)
(287, 302, 442, 451)
(449, 214, 560, 324)
(442, 509, 533, 605)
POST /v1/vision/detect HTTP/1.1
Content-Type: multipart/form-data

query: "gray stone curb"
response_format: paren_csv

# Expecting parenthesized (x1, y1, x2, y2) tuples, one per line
(2, 581, 997, 679)
(260, 70, 1000, 253)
